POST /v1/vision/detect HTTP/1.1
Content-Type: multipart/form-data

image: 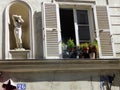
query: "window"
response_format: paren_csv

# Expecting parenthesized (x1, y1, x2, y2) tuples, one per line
(43, 3, 114, 59)
(60, 8, 92, 46)
(76, 10, 90, 43)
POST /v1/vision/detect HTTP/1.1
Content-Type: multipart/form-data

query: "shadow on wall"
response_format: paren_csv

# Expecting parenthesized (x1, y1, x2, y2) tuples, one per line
(2, 10, 6, 59)
(33, 11, 43, 59)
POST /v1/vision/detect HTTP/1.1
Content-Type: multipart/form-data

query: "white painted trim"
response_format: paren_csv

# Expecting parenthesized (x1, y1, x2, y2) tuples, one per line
(41, 2, 47, 59)
(88, 7, 94, 42)
(73, 9, 92, 45)
(73, 9, 79, 46)
(29, 5, 34, 59)
(92, 5, 102, 58)
(58, 1, 95, 6)
(5, 4, 10, 59)
(56, 3, 62, 59)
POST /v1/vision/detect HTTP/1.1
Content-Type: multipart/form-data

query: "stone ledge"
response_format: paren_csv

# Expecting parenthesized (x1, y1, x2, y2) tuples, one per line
(0, 59, 119, 72)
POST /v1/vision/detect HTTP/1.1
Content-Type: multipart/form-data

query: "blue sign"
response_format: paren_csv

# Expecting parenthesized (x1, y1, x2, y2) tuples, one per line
(17, 83, 26, 90)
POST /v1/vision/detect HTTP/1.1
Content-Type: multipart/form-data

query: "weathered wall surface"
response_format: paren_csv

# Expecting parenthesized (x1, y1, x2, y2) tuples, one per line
(108, 0, 120, 57)
(1, 0, 120, 59)
(0, 0, 105, 59)
(0, 0, 51, 59)
(0, 70, 119, 90)
(0, 0, 120, 90)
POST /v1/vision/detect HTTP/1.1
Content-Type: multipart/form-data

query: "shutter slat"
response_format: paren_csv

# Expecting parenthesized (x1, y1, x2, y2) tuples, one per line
(42, 3, 60, 58)
(99, 31, 113, 56)
(46, 30, 59, 57)
(96, 6, 113, 57)
(45, 3, 57, 29)
(43, 3, 60, 58)
(96, 6, 109, 29)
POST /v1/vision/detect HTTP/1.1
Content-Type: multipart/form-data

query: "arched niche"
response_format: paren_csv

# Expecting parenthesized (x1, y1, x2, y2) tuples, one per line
(4, 1, 34, 59)
(9, 2, 30, 50)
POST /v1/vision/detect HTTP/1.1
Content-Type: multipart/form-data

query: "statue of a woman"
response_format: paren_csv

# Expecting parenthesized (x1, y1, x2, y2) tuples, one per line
(12, 15, 24, 49)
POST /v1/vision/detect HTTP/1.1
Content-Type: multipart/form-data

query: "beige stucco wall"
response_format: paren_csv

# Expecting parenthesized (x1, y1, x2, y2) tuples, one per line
(0, 0, 51, 59)
(1, 0, 120, 59)
(0, 70, 119, 90)
(0, 0, 120, 90)
(0, 0, 108, 59)
(108, 0, 120, 57)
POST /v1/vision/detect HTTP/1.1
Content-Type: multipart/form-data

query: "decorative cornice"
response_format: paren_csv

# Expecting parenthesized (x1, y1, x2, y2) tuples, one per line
(0, 59, 119, 72)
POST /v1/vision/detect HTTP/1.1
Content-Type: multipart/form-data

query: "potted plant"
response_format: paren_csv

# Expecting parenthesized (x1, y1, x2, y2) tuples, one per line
(66, 38, 77, 58)
(79, 43, 90, 58)
(62, 42, 69, 58)
(89, 40, 98, 59)
(67, 38, 75, 52)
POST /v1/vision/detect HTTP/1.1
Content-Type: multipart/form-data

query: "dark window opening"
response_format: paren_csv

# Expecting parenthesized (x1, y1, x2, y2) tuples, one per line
(60, 9, 76, 44)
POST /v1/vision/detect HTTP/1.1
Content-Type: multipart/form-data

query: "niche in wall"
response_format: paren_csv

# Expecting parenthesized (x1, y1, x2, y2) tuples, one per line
(9, 2, 30, 50)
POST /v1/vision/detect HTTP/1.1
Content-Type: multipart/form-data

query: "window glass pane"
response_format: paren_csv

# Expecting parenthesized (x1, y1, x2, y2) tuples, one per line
(78, 26, 90, 42)
(77, 10, 89, 24)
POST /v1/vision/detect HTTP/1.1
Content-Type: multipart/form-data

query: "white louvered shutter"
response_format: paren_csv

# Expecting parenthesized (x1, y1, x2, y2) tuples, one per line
(42, 3, 61, 59)
(96, 6, 114, 58)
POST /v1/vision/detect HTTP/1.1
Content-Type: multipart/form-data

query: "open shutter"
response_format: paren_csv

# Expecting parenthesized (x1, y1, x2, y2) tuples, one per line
(96, 6, 114, 58)
(42, 2, 61, 59)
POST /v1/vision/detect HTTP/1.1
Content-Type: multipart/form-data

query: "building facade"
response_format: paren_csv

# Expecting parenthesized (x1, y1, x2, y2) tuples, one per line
(0, 0, 120, 90)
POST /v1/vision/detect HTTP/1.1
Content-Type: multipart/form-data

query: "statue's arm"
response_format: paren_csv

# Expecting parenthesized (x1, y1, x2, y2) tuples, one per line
(19, 16, 24, 23)
(12, 15, 16, 26)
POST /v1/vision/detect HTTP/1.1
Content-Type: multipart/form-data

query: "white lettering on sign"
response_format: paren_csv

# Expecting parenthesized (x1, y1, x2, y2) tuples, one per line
(17, 84, 26, 90)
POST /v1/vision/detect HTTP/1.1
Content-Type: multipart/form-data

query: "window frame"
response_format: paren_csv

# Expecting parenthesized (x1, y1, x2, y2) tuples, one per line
(74, 9, 92, 46)
(59, 2, 95, 46)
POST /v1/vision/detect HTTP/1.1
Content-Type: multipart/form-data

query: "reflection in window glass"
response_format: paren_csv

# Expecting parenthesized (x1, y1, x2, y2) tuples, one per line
(77, 10, 90, 43)
(78, 26, 90, 42)
(77, 10, 89, 24)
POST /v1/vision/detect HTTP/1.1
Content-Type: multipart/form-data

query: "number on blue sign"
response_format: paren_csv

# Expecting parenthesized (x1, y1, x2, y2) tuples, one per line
(17, 84, 26, 90)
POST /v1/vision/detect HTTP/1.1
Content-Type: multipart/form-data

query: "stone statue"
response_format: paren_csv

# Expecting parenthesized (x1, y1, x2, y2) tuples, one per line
(12, 15, 24, 49)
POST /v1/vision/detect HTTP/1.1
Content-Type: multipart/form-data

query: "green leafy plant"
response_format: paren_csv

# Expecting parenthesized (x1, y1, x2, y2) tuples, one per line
(79, 43, 89, 50)
(91, 40, 98, 53)
(88, 40, 98, 59)
(67, 38, 75, 51)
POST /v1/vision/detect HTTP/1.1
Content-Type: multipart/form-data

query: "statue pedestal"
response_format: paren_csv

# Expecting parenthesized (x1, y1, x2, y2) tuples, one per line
(9, 49, 30, 59)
